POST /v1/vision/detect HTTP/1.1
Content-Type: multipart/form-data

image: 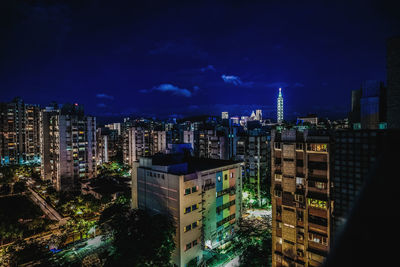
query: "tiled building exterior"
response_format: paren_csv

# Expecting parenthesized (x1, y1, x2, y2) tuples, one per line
(271, 129, 332, 267)
(133, 154, 242, 266)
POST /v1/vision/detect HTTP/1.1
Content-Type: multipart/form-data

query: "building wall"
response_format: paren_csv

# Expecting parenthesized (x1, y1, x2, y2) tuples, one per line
(0, 99, 41, 165)
(271, 130, 331, 267)
(135, 159, 242, 266)
(41, 110, 97, 191)
(332, 130, 385, 234)
(387, 37, 400, 129)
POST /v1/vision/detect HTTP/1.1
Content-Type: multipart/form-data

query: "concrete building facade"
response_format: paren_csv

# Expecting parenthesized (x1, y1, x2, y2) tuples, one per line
(271, 129, 332, 267)
(0, 98, 41, 165)
(132, 154, 243, 266)
(40, 104, 97, 191)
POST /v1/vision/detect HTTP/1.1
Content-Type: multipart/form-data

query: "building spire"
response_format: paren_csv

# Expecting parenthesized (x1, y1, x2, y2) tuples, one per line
(277, 87, 284, 123)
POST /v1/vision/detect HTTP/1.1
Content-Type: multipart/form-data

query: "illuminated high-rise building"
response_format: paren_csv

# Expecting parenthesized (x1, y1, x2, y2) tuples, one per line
(256, 109, 262, 121)
(40, 103, 97, 191)
(277, 88, 284, 123)
(271, 129, 332, 267)
(0, 97, 41, 165)
(222, 111, 229, 120)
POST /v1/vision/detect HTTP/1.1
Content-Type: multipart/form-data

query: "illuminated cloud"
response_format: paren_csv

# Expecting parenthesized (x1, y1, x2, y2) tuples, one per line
(141, 84, 192, 97)
(96, 93, 114, 100)
(221, 74, 242, 86)
(200, 65, 216, 72)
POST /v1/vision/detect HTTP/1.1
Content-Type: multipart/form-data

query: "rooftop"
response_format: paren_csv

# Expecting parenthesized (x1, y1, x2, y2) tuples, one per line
(141, 153, 240, 175)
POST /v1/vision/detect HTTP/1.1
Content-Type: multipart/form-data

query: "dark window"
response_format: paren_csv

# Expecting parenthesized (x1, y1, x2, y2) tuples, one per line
(308, 215, 328, 226)
(184, 188, 191, 195)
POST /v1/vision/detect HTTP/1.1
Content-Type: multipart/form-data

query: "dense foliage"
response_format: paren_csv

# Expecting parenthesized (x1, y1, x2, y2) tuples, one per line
(0, 195, 52, 245)
(98, 198, 176, 266)
(1, 238, 52, 267)
(232, 214, 272, 267)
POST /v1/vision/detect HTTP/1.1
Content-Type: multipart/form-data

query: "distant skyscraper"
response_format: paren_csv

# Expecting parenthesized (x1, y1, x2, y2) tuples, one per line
(277, 88, 284, 123)
(256, 109, 262, 121)
(222, 111, 229, 120)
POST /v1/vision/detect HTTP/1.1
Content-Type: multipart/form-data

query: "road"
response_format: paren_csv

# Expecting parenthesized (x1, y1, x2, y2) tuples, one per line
(28, 187, 64, 222)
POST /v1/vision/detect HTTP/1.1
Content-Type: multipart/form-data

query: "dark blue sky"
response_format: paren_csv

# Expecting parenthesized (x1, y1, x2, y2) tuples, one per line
(1, 0, 399, 120)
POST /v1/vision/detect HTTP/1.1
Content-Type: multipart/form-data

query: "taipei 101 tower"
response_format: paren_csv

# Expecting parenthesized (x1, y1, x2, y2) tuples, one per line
(277, 87, 284, 123)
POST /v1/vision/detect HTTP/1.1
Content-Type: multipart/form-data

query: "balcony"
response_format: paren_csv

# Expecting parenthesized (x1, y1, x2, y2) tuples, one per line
(202, 183, 215, 191)
(308, 222, 328, 233)
(308, 241, 328, 254)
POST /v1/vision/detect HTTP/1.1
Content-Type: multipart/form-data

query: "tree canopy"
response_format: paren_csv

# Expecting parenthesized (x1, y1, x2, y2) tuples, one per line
(98, 200, 176, 266)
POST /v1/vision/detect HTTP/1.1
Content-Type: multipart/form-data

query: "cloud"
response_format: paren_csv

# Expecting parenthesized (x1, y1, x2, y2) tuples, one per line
(97, 103, 107, 108)
(221, 74, 242, 86)
(193, 85, 200, 91)
(200, 65, 216, 72)
(96, 93, 114, 100)
(140, 84, 192, 97)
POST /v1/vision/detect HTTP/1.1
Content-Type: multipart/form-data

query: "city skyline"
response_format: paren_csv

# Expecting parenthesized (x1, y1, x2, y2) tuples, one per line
(1, 1, 399, 119)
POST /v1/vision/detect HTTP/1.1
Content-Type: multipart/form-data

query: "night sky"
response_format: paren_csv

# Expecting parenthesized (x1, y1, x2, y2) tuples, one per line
(1, 0, 399, 121)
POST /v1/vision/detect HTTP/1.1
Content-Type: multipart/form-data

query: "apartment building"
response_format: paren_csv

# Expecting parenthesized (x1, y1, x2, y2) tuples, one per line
(236, 129, 268, 205)
(271, 129, 332, 267)
(0, 98, 41, 165)
(187, 129, 227, 160)
(132, 153, 243, 266)
(125, 127, 167, 166)
(96, 127, 119, 164)
(40, 104, 96, 191)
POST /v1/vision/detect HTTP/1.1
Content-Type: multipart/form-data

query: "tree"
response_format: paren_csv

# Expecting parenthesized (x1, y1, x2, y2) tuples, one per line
(13, 181, 26, 193)
(4, 238, 52, 266)
(98, 201, 176, 266)
(231, 215, 272, 267)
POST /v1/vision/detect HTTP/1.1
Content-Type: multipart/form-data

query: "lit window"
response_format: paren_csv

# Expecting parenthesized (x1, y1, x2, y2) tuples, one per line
(218, 176, 221, 182)
(307, 198, 327, 209)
